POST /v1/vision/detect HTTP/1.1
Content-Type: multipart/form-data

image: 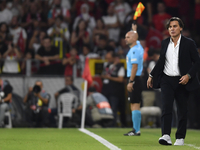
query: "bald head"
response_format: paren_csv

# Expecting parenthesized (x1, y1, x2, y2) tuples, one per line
(125, 31, 138, 47)
(128, 31, 138, 40)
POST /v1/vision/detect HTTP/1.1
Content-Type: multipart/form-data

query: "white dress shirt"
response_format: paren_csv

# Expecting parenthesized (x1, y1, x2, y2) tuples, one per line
(163, 35, 181, 76)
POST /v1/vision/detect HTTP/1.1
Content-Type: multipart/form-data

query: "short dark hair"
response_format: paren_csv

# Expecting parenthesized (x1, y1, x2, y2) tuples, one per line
(148, 48, 160, 57)
(83, 44, 91, 51)
(65, 76, 73, 82)
(56, 15, 63, 21)
(166, 17, 184, 29)
(99, 34, 107, 41)
(43, 36, 51, 41)
(113, 53, 120, 58)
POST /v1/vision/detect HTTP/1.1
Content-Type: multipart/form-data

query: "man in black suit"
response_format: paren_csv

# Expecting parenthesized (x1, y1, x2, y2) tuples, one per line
(147, 17, 200, 146)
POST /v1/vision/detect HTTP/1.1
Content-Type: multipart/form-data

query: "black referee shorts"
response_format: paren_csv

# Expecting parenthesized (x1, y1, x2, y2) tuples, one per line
(127, 76, 142, 104)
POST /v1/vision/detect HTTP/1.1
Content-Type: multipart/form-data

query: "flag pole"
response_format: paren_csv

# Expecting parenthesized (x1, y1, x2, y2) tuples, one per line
(81, 79, 88, 129)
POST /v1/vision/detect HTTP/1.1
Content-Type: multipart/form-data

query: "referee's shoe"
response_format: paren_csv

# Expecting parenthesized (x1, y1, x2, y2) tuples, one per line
(124, 129, 141, 136)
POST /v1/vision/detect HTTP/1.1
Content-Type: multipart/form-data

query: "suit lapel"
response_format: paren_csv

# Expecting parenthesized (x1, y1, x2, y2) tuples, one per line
(179, 35, 184, 59)
(163, 38, 170, 55)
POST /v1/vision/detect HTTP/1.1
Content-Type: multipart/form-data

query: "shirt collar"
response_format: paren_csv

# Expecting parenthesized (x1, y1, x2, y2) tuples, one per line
(170, 35, 181, 44)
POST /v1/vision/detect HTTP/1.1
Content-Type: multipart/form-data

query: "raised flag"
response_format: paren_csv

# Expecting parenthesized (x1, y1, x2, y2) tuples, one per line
(82, 58, 93, 86)
(133, 2, 145, 20)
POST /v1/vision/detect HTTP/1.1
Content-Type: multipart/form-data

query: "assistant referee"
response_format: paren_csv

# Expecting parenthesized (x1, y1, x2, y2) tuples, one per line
(124, 24, 144, 136)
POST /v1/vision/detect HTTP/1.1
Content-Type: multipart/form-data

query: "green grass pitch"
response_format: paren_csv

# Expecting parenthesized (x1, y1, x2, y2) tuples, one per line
(0, 128, 199, 150)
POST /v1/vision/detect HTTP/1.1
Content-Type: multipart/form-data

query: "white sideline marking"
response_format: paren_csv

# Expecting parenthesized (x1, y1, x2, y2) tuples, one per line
(79, 128, 121, 150)
(185, 143, 200, 150)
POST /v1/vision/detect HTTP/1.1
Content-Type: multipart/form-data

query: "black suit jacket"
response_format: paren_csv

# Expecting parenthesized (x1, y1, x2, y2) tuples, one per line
(150, 35, 200, 91)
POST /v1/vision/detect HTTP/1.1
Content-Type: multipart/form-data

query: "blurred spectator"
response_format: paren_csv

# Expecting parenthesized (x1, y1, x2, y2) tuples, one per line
(101, 52, 125, 126)
(92, 18, 108, 43)
(6, 0, 23, 17)
(10, 16, 27, 56)
(55, 76, 80, 102)
(102, 3, 120, 42)
(114, 0, 131, 25)
(21, 2, 47, 39)
(93, 0, 108, 19)
(49, 0, 71, 9)
(71, 19, 90, 54)
(29, 30, 46, 55)
(73, 3, 96, 34)
(62, 47, 80, 76)
(72, 0, 95, 16)
(53, 76, 82, 127)
(79, 44, 100, 73)
(178, 0, 190, 28)
(61, 0, 71, 9)
(108, 39, 119, 53)
(116, 37, 129, 58)
(182, 29, 191, 38)
(146, 48, 162, 108)
(48, 0, 71, 27)
(2, 43, 22, 74)
(23, 80, 50, 127)
(0, 0, 13, 24)
(85, 87, 114, 127)
(0, 35, 7, 61)
(21, 30, 47, 71)
(152, 2, 171, 33)
(0, 78, 13, 127)
(35, 36, 60, 75)
(0, 22, 9, 42)
(47, 16, 70, 59)
(22, 30, 47, 74)
(93, 34, 114, 58)
(163, 0, 179, 17)
(195, 0, 200, 35)
(147, 48, 160, 74)
(0, 27, 9, 61)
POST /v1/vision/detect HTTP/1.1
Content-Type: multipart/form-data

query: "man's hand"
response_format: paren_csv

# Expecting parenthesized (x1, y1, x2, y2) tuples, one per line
(0, 99, 4, 104)
(132, 24, 137, 31)
(28, 87, 33, 93)
(43, 57, 50, 66)
(147, 77, 153, 89)
(103, 74, 111, 79)
(127, 82, 134, 92)
(72, 108, 76, 113)
(34, 92, 40, 97)
(78, 31, 85, 38)
(179, 75, 189, 85)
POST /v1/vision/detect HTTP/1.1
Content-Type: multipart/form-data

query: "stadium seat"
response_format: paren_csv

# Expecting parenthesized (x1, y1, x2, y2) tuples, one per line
(4, 111, 12, 128)
(57, 93, 78, 129)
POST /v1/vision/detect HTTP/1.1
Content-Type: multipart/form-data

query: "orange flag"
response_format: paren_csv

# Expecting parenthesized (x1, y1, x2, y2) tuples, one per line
(82, 58, 93, 86)
(133, 2, 145, 20)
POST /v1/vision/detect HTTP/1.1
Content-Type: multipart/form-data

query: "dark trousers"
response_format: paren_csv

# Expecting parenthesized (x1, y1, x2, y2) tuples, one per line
(160, 74, 189, 139)
(108, 95, 119, 127)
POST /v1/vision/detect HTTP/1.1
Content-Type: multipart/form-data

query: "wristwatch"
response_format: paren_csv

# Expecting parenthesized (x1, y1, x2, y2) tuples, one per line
(149, 74, 153, 78)
(186, 73, 191, 79)
(129, 80, 135, 84)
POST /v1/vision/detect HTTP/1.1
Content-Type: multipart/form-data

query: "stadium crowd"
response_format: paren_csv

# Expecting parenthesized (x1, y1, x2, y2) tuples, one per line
(0, 0, 200, 128)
